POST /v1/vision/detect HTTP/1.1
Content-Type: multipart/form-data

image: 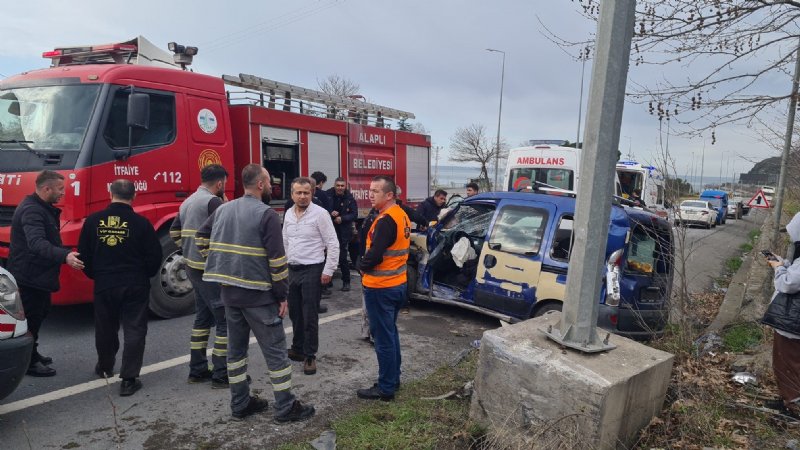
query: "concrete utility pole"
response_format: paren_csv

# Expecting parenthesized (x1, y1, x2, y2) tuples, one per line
(773, 37, 800, 241)
(544, 0, 636, 352)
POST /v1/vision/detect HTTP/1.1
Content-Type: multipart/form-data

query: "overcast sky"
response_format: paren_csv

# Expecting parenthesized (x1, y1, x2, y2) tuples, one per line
(1, 0, 791, 178)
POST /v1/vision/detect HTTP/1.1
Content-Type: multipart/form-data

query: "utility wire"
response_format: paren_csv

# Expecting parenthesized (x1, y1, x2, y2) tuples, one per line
(198, 0, 340, 48)
(202, 0, 345, 54)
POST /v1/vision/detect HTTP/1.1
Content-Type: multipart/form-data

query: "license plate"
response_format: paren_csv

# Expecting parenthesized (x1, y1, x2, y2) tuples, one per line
(639, 287, 661, 304)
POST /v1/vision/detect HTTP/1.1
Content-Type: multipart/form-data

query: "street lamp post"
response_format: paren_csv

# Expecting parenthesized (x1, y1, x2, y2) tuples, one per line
(576, 56, 588, 148)
(487, 48, 506, 190)
(719, 150, 729, 189)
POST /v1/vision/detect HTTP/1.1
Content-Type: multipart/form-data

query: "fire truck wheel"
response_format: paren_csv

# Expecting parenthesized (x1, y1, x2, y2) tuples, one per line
(149, 232, 196, 318)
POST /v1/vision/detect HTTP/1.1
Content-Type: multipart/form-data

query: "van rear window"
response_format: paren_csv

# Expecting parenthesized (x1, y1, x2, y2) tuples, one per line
(626, 225, 670, 275)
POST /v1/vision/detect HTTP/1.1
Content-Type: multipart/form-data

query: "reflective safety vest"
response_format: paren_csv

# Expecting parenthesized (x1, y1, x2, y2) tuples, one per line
(362, 204, 411, 289)
(202, 195, 276, 291)
(177, 186, 216, 270)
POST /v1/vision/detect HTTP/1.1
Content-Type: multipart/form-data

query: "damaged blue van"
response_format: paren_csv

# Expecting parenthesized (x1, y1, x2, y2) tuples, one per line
(406, 190, 674, 339)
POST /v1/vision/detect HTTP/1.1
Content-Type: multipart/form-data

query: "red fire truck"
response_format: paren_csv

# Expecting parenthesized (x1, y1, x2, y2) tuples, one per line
(0, 37, 431, 317)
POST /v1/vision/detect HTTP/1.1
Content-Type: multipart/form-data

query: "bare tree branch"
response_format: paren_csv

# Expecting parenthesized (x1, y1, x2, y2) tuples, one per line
(554, 0, 800, 137)
(449, 124, 508, 189)
(316, 74, 360, 97)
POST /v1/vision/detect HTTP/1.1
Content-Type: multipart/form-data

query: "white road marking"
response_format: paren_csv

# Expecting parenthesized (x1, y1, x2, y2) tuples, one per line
(0, 307, 362, 416)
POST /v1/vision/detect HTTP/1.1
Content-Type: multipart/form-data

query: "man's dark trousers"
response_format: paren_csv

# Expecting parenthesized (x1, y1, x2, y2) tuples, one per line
(187, 267, 227, 380)
(19, 285, 52, 364)
(288, 263, 323, 358)
(94, 285, 149, 379)
(336, 229, 352, 284)
(364, 283, 405, 395)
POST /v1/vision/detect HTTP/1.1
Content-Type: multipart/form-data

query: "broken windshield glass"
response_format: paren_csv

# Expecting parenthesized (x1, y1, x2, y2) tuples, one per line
(0, 84, 100, 151)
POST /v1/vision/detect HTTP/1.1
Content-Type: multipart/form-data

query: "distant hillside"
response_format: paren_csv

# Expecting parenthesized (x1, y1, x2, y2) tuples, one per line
(744, 150, 799, 188)
(747, 155, 782, 175)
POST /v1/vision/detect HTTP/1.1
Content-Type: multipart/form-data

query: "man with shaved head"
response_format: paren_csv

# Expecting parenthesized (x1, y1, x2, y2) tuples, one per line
(78, 179, 162, 396)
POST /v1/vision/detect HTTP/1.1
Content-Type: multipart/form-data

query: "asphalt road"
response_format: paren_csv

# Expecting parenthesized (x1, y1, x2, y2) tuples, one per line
(674, 208, 767, 294)
(0, 209, 767, 449)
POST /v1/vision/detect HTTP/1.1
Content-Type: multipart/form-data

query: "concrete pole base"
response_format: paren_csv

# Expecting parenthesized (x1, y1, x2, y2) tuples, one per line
(469, 311, 674, 449)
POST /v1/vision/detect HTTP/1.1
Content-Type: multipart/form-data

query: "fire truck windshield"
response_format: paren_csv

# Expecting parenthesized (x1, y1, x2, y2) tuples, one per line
(0, 84, 100, 153)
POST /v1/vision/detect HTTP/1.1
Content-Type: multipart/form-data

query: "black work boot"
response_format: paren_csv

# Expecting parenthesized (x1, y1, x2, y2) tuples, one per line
(274, 400, 315, 424)
(231, 396, 269, 421)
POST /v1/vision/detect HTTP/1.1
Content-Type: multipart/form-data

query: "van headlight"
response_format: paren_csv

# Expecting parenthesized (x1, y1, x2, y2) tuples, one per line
(0, 273, 24, 320)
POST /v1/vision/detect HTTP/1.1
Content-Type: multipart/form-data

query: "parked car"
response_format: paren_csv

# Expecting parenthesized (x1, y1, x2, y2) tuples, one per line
(699, 189, 728, 225)
(675, 200, 717, 229)
(406, 190, 674, 339)
(761, 186, 775, 204)
(732, 197, 750, 216)
(0, 266, 33, 401)
(726, 201, 743, 219)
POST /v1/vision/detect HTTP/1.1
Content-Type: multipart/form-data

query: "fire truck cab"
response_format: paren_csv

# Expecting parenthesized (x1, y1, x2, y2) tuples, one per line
(0, 37, 430, 318)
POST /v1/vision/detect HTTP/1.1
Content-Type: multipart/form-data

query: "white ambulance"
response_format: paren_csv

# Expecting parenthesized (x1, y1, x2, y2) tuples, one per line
(615, 161, 667, 217)
(503, 144, 580, 192)
(503, 143, 624, 198)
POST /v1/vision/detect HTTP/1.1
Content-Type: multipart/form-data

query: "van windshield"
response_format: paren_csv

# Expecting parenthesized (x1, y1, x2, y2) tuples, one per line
(508, 168, 573, 191)
(617, 170, 643, 197)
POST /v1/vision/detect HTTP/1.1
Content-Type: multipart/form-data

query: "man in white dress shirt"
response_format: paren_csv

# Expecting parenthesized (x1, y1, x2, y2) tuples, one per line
(283, 177, 339, 375)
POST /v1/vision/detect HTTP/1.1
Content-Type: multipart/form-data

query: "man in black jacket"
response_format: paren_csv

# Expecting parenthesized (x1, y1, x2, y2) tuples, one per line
(415, 189, 448, 224)
(327, 177, 357, 291)
(8, 170, 84, 377)
(78, 179, 162, 396)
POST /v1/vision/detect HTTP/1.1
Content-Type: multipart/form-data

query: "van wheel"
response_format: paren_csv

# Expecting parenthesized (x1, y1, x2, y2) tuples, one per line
(149, 232, 196, 318)
(406, 264, 418, 303)
(533, 301, 562, 318)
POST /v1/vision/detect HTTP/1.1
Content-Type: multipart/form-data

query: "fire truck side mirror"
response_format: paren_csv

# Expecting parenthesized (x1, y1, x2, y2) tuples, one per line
(127, 93, 150, 130)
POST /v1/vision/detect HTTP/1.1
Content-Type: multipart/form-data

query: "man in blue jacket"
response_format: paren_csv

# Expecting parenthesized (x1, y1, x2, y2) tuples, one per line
(415, 189, 448, 224)
(327, 177, 357, 291)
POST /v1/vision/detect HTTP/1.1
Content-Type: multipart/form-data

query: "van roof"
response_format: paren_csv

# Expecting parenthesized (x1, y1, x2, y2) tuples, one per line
(464, 191, 668, 228)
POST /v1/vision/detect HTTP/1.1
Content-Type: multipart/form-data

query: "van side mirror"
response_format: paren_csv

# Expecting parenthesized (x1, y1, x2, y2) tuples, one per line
(127, 93, 150, 129)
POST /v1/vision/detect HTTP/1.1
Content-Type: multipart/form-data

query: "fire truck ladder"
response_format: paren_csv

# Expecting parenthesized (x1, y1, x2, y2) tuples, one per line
(223, 73, 415, 127)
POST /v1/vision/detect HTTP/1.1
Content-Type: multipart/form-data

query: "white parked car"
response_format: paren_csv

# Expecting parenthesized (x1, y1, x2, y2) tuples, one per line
(761, 186, 775, 204)
(0, 265, 33, 401)
(675, 200, 717, 229)
(726, 202, 742, 219)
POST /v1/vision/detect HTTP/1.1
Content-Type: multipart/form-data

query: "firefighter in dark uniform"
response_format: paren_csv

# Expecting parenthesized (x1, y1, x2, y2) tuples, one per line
(169, 164, 229, 387)
(196, 164, 315, 422)
(77, 179, 162, 396)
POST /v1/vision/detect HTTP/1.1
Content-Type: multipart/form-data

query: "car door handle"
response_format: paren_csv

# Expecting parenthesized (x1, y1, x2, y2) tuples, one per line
(483, 254, 497, 268)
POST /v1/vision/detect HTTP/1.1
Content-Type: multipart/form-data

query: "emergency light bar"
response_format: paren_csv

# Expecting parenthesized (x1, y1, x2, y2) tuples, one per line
(42, 44, 139, 66)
